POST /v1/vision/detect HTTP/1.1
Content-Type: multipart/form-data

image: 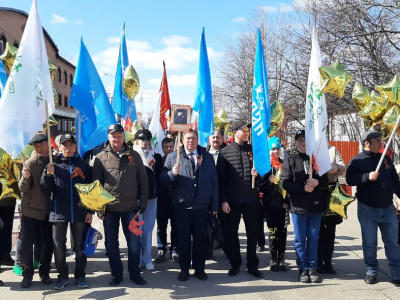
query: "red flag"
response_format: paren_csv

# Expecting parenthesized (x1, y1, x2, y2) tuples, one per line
(159, 61, 171, 130)
(124, 116, 133, 132)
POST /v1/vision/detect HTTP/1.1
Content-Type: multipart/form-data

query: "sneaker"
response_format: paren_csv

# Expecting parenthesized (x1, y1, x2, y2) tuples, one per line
(21, 277, 32, 288)
(364, 274, 377, 284)
(33, 260, 40, 270)
(41, 275, 52, 285)
(278, 257, 288, 272)
(13, 264, 23, 276)
(194, 271, 208, 281)
(145, 262, 154, 270)
(54, 277, 69, 290)
(178, 270, 189, 281)
(324, 264, 336, 274)
(154, 250, 166, 263)
(270, 259, 279, 272)
(299, 270, 311, 283)
(247, 269, 263, 278)
(75, 278, 88, 288)
(309, 269, 321, 283)
(228, 268, 240, 276)
(171, 250, 179, 262)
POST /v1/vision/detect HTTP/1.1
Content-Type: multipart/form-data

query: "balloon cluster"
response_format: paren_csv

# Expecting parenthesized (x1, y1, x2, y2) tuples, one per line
(352, 75, 400, 138)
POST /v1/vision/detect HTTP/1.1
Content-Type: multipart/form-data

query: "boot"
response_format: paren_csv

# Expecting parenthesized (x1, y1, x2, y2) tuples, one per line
(278, 253, 288, 271)
(269, 252, 279, 272)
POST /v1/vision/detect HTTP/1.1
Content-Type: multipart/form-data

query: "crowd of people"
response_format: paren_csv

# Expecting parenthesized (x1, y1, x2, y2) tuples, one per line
(0, 122, 400, 289)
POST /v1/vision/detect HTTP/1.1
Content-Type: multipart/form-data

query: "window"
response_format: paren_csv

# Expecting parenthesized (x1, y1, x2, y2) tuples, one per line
(64, 120, 68, 132)
(64, 71, 67, 85)
(58, 94, 62, 106)
(0, 35, 6, 54)
(70, 74, 73, 87)
(57, 68, 61, 83)
(57, 120, 62, 131)
(64, 96, 68, 107)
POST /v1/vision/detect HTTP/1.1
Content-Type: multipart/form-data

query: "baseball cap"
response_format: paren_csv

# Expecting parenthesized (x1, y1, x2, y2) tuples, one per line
(294, 130, 305, 140)
(231, 120, 251, 131)
(108, 124, 125, 134)
(361, 130, 382, 142)
(59, 133, 76, 145)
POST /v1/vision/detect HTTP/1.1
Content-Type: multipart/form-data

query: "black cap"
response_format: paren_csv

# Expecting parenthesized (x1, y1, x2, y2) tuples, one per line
(59, 133, 76, 145)
(108, 124, 125, 134)
(29, 133, 48, 145)
(361, 130, 382, 142)
(231, 120, 251, 131)
(295, 129, 305, 140)
(134, 129, 152, 140)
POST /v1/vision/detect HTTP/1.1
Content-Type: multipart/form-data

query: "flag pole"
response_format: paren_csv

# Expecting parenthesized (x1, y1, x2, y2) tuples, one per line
(77, 111, 82, 155)
(309, 156, 313, 179)
(45, 100, 53, 164)
(176, 131, 181, 165)
(375, 113, 400, 172)
(251, 130, 256, 188)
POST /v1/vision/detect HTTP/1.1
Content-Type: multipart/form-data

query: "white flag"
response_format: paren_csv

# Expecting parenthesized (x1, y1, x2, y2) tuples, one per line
(0, 0, 54, 158)
(149, 91, 165, 155)
(305, 28, 331, 175)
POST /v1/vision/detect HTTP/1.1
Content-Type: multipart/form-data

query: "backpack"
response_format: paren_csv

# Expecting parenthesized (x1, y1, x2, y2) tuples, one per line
(83, 226, 102, 256)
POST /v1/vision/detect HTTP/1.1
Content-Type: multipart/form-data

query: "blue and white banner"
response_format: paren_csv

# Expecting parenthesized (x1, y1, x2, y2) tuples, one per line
(251, 29, 271, 176)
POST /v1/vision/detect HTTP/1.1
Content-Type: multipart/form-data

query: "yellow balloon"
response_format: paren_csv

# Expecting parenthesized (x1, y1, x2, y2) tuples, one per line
(325, 183, 355, 219)
(48, 59, 58, 82)
(376, 74, 400, 105)
(0, 148, 21, 200)
(319, 59, 353, 99)
(214, 109, 230, 134)
(352, 82, 370, 111)
(0, 42, 18, 74)
(75, 180, 115, 214)
(123, 65, 140, 100)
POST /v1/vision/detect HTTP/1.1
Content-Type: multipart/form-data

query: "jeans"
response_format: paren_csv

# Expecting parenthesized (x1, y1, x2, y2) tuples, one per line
(357, 202, 400, 279)
(292, 213, 321, 270)
(20, 215, 53, 279)
(52, 222, 87, 280)
(104, 210, 141, 279)
(139, 198, 157, 264)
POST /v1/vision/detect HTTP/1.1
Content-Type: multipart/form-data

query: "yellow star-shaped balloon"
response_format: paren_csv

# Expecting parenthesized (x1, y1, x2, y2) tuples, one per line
(376, 74, 400, 105)
(0, 148, 21, 201)
(123, 65, 140, 100)
(352, 82, 371, 111)
(214, 109, 230, 134)
(319, 59, 353, 99)
(75, 180, 115, 214)
(0, 42, 18, 74)
(325, 183, 355, 219)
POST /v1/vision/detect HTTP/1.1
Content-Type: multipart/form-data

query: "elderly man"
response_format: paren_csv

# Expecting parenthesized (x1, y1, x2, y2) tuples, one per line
(208, 129, 226, 164)
(161, 129, 219, 281)
(18, 134, 54, 288)
(217, 120, 262, 278)
(92, 124, 149, 286)
(346, 130, 400, 285)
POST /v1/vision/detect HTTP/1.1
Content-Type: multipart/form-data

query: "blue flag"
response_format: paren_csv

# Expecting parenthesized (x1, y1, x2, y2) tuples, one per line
(192, 28, 214, 147)
(252, 29, 271, 176)
(69, 38, 116, 156)
(127, 99, 137, 122)
(0, 59, 7, 98)
(112, 23, 129, 118)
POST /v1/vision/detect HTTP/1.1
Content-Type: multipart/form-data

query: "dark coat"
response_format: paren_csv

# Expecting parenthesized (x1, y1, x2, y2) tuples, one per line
(160, 145, 219, 212)
(40, 153, 91, 223)
(217, 141, 259, 204)
(91, 143, 149, 213)
(281, 149, 329, 214)
(346, 150, 400, 208)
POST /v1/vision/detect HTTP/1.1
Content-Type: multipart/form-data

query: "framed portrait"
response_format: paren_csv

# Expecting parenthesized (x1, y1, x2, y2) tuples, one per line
(170, 104, 191, 132)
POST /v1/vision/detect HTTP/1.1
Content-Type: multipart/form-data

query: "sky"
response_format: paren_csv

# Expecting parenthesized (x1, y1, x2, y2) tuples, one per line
(1, 0, 295, 118)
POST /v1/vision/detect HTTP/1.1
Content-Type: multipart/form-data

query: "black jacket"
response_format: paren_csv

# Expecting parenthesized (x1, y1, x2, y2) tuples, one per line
(41, 153, 91, 223)
(160, 145, 219, 212)
(346, 150, 400, 208)
(281, 149, 329, 214)
(217, 141, 259, 204)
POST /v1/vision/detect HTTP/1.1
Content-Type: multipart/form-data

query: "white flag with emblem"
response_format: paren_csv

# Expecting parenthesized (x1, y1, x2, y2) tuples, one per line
(305, 28, 331, 175)
(0, 0, 54, 158)
(149, 91, 165, 155)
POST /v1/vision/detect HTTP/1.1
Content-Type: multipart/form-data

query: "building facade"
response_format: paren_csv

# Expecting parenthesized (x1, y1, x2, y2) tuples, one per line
(0, 7, 75, 137)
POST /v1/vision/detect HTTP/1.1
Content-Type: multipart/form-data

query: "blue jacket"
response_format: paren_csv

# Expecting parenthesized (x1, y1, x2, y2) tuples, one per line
(346, 150, 400, 208)
(160, 145, 219, 212)
(41, 153, 91, 223)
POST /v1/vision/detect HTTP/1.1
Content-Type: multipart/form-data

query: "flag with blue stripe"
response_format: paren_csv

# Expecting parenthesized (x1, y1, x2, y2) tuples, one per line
(112, 23, 129, 118)
(0, 59, 7, 98)
(192, 28, 214, 147)
(69, 38, 116, 156)
(251, 29, 271, 176)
